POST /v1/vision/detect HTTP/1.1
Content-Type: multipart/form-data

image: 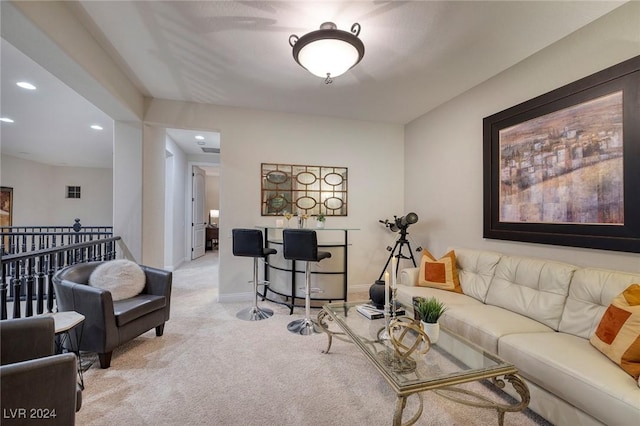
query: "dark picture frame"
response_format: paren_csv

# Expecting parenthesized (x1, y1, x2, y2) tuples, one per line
(483, 56, 640, 253)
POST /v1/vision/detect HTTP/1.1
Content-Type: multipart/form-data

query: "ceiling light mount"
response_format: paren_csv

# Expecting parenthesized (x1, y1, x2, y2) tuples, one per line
(289, 22, 364, 84)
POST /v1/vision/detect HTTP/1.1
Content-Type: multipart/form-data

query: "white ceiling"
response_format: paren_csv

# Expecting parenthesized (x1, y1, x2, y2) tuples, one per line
(0, 1, 626, 168)
(1, 39, 114, 168)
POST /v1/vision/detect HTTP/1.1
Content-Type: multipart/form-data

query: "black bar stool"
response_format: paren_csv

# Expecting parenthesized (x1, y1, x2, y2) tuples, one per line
(232, 229, 277, 321)
(283, 229, 332, 335)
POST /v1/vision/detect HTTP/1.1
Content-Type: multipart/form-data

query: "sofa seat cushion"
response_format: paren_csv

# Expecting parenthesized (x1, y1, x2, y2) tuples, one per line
(441, 304, 553, 354)
(396, 285, 481, 311)
(499, 331, 640, 426)
(113, 294, 166, 327)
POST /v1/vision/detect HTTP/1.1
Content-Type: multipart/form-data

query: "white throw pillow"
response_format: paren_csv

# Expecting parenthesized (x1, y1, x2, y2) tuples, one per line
(89, 259, 146, 301)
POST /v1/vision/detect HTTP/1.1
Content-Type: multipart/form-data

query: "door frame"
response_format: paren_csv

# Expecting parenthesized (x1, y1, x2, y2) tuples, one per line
(185, 161, 220, 261)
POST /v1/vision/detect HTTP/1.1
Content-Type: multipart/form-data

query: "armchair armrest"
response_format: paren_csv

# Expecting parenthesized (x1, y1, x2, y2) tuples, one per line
(1, 353, 79, 423)
(52, 280, 118, 354)
(141, 266, 172, 297)
(141, 266, 172, 321)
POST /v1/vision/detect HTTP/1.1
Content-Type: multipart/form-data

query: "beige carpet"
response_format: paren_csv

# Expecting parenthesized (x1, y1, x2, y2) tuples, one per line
(76, 253, 550, 425)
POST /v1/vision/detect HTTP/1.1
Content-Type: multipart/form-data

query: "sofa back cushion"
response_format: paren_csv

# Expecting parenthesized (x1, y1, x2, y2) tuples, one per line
(485, 255, 576, 330)
(452, 248, 502, 303)
(559, 268, 640, 339)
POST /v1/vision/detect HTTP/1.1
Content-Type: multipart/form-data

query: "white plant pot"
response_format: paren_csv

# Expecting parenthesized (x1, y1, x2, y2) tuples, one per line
(316, 221, 325, 229)
(421, 321, 440, 344)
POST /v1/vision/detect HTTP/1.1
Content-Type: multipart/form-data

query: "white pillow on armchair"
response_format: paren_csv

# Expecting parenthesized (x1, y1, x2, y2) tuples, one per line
(89, 259, 146, 301)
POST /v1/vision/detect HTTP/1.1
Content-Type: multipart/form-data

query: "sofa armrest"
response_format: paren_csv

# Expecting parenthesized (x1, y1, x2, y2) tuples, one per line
(400, 267, 419, 287)
(1, 353, 79, 423)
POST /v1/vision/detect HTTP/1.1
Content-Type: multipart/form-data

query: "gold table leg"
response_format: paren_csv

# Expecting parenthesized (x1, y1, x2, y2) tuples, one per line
(316, 309, 351, 354)
(393, 393, 423, 426)
(433, 374, 530, 425)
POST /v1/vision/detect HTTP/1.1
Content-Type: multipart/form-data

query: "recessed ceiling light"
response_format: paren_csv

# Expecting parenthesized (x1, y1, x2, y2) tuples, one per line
(195, 135, 205, 140)
(16, 81, 36, 90)
(0, 117, 15, 123)
(90, 124, 103, 130)
(197, 141, 206, 146)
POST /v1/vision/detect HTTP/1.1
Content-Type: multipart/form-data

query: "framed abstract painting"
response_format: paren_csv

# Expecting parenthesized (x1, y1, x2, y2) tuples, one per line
(483, 56, 640, 253)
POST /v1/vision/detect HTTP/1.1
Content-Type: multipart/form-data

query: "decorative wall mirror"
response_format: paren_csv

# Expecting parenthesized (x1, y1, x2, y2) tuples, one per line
(261, 163, 348, 216)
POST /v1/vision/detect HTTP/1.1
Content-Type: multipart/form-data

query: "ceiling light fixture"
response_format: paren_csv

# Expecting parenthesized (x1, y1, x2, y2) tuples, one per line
(0, 117, 15, 123)
(16, 81, 36, 90)
(195, 135, 205, 140)
(289, 22, 364, 84)
(197, 141, 205, 146)
(90, 124, 103, 130)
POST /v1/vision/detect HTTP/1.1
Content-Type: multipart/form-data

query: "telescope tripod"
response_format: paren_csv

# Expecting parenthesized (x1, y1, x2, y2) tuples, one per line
(376, 228, 420, 283)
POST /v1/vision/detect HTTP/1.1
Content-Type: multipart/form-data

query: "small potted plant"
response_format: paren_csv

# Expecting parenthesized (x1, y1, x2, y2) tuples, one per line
(316, 213, 326, 229)
(414, 296, 447, 343)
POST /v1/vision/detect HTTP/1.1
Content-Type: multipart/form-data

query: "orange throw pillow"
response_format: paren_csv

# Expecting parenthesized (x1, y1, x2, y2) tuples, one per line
(417, 250, 462, 293)
(590, 284, 640, 380)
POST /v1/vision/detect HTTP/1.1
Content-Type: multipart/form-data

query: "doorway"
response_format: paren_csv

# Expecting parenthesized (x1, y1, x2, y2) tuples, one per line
(164, 128, 220, 269)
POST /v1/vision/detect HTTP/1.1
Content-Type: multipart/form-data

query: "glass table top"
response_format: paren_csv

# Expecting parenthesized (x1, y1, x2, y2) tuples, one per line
(321, 301, 517, 394)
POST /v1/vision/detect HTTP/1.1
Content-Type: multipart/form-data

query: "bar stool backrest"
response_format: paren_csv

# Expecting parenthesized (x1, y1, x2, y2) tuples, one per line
(283, 229, 319, 262)
(232, 229, 265, 258)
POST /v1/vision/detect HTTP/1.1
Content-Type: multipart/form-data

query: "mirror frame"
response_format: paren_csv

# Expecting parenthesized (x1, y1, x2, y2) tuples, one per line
(261, 163, 348, 216)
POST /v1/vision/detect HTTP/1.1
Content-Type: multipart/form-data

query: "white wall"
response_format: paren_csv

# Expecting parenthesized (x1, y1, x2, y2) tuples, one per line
(113, 121, 143, 261)
(142, 125, 167, 267)
(145, 100, 405, 299)
(1, 154, 112, 226)
(405, 3, 640, 273)
(165, 135, 188, 270)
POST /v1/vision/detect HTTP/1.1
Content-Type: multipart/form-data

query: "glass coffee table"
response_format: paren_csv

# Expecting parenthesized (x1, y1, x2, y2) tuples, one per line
(317, 301, 530, 426)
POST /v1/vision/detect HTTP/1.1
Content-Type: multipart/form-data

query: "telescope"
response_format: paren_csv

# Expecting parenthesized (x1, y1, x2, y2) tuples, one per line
(379, 212, 418, 233)
(371, 212, 421, 307)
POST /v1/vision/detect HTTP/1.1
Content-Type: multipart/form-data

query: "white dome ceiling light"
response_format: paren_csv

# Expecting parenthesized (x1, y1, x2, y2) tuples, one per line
(289, 22, 364, 84)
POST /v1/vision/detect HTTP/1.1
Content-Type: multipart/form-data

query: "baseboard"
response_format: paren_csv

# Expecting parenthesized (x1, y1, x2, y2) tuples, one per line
(217, 292, 254, 303)
(163, 258, 186, 272)
(219, 285, 371, 304)
(349, 283, 372, 293)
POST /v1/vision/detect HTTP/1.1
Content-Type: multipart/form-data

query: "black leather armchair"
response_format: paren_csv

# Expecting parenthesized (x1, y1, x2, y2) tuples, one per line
(1, 316, 81, 425)
(53, 261, 172, 369)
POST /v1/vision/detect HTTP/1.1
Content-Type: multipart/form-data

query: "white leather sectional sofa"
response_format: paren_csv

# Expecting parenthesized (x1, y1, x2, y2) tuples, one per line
(398, 248, 640, 426)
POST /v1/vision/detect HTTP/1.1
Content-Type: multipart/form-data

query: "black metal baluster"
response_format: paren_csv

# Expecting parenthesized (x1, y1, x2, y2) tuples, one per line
(96, 243, 103, 261)
(12, 260, 22, 318)
(25, 257, 34, 317)
(46, 253, 56, 313)
(36, 255, 45, 314)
